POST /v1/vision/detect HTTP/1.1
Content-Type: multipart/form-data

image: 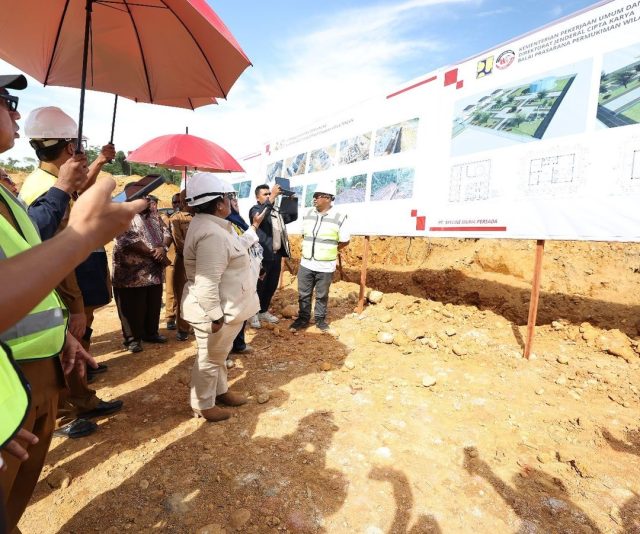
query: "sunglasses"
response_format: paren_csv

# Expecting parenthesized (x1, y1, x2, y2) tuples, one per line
(0, 93, 18, 113)
(224, 192, 237, 199)
(313, 193, 332, 199)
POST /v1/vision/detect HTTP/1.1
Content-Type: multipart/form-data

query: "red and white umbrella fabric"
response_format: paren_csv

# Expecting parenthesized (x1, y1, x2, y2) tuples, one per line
(127, 133, 244, 172)
(0, 0, 251, 144)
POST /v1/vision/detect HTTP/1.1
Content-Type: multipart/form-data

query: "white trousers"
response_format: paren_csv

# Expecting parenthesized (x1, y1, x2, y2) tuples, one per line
(190, 322, 243, 410)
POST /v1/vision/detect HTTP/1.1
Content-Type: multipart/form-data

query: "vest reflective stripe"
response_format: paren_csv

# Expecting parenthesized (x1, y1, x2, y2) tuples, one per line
(0, 308, 65, 343)
(303, 236, 338, 245)
(0, 186, 67, 361)
(0, 342, 30, 449)
(301, 208, 346, 261)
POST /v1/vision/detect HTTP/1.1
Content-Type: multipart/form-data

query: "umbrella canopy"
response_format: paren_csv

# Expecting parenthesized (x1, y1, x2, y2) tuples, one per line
(0, 0, 251, 109)
(127, 133, 244, 172)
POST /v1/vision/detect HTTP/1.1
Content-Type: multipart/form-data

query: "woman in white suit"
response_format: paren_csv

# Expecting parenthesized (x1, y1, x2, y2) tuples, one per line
(181, 173, 265, 422)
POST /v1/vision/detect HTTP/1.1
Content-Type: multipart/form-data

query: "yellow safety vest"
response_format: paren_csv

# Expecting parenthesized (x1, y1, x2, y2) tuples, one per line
(18, 167, 57, 206)
(301, 208, 346, 261)
(0, 185, 67, 361)
(0, 341, 30, 448)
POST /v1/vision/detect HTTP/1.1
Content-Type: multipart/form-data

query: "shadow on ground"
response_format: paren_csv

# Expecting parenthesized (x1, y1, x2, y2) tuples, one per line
(463, 447, 602, 533)
(38, 322, 355, 532)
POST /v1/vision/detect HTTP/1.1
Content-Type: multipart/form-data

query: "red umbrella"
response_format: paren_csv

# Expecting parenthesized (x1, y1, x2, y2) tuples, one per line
(127, 133, 244, 172)
(0, 0, 251, 146)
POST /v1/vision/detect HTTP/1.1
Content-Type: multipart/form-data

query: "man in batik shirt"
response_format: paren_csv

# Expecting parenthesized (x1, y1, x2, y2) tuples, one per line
(112, 182, 172, 353)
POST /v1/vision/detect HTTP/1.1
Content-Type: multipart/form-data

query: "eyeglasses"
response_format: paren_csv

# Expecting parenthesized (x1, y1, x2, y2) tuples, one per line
(70, 138, 88, 151)
(0, 93, 18, 113)
(313, 193, 332, 199)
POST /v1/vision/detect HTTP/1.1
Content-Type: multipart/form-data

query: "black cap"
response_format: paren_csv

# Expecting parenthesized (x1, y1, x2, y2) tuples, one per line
(0, 74, 27, 90)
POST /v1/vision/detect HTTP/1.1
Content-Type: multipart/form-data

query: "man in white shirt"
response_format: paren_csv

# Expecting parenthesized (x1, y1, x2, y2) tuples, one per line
(290, 181, 350, 332)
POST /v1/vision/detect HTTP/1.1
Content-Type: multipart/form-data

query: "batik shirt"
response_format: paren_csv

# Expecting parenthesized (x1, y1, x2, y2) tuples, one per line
(112, 212, 171, 288)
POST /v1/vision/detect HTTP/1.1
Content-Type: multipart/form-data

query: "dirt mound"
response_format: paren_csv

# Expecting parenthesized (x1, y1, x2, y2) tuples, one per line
(7, 170, 179, 208)
(111, 173, 179, 208)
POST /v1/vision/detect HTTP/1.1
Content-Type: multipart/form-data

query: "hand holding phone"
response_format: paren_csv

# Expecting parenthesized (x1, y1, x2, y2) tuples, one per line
(113, 175, 166, 203)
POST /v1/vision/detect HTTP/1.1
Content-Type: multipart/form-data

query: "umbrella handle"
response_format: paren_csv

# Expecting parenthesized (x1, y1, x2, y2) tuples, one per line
(109, 94, 118, 145)
(76, 0, 93, 155)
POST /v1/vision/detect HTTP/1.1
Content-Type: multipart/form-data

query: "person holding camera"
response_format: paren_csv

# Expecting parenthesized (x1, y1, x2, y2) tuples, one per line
(248, 182, 297, 328)
(290, 181, 350, 332)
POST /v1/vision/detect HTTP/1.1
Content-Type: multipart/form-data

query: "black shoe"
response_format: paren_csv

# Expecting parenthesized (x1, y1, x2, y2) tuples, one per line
(143, 334, 167, 344)
(315, 319, 330, 332)
(127, 341, 143, 353)
(289, 318, 309, 331)
(176, 330, 189, 341)
(166, 320, 177, 331)
(87, 363, 108, 376)
(78, 399, 124, 419)
(53, 418, 98, 439)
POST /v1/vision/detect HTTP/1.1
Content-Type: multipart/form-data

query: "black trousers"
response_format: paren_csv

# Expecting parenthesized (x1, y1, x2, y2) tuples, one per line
(257, 256, 282, 313)
(297, 265, 333, 322)
(114, 284, 163, 344)
(232, 321, 247, 352)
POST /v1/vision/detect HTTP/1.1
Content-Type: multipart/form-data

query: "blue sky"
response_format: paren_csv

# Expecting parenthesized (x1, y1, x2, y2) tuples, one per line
(1, 0, 602, 164)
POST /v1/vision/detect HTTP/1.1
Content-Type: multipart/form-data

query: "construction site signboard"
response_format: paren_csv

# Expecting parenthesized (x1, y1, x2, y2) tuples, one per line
(234, 0, 640, 241)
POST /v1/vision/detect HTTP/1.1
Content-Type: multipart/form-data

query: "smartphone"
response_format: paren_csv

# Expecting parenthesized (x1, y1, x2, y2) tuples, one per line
(112, 175, 166, 202)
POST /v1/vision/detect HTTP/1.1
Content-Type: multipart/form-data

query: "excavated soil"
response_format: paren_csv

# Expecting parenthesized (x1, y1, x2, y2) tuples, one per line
(16, 234, 640, 533)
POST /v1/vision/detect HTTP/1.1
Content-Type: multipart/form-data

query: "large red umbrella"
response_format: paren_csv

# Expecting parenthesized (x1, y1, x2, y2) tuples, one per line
(0, 0, 251, 146)
(127, 133, 244, 172)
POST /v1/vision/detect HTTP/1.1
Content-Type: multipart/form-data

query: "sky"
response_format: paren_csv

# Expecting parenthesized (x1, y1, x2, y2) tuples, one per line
(0, 0, 604, 165)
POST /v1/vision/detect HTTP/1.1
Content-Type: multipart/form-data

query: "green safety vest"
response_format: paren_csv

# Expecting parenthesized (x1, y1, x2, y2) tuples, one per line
(301, 208, 346, 261)
(0, 185, 67, 361)
(0, 341, 30, 448)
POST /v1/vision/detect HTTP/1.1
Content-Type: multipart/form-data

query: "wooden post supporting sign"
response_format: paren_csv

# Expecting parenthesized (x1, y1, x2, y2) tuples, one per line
(356, 236, 371, 314)
(524, 239, 545, 359)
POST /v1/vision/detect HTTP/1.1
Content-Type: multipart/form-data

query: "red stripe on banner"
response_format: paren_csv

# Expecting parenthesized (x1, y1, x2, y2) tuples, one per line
(387, 76, 437, 99)
(429, 226, 507, 232)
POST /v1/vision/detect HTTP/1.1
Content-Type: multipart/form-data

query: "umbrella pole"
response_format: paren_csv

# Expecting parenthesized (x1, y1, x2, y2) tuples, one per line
(109, 94, 118, 144)
(76, 0, 93, 154)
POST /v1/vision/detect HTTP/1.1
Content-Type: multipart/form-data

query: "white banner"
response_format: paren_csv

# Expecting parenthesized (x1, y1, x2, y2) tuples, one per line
(232, 0, 640, 241)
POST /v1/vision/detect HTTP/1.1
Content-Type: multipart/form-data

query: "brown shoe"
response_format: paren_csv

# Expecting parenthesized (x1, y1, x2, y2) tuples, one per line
(216, 391, 247, 407)
(192, 406, 231, 422)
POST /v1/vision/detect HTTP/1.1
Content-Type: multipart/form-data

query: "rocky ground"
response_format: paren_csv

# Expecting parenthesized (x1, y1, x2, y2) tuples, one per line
(18, 236, 640, 533)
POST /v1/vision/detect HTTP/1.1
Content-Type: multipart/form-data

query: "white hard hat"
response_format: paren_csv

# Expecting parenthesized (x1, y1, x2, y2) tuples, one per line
(25, 106, 86, 141)
(315, 180, 336, 197)
(185, 172, 232, 207)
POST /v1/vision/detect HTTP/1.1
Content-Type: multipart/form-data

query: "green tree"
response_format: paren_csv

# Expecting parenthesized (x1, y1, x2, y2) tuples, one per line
(84, 145, 180, 184)
(512, 113, 526, 127)
(614, 69, 635, 88)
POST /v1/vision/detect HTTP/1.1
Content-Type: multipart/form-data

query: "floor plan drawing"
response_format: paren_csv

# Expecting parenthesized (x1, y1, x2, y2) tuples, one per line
(449, 160, 492, 202)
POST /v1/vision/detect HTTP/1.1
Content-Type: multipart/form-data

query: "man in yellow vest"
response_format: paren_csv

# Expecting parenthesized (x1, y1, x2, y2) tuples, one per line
(0, 73, 145, 532)
(290, 181, 350, 332)
(20, 106, 123, 431)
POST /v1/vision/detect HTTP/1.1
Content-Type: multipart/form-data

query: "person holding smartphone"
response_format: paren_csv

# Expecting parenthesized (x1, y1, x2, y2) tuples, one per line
(248, 182, 298, 329)
(0, 74, 146, 532)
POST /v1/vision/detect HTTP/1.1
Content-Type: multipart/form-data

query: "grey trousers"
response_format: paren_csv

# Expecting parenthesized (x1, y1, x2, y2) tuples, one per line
(297, 265, 333, 322)
(191, 321, 243, 410)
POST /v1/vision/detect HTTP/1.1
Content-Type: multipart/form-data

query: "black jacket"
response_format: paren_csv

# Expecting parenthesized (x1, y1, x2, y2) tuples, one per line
(249, 200, 298, 261)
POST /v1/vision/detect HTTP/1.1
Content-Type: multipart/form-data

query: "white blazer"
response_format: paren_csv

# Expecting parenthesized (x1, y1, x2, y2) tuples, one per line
(181, 213, 260, 329)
